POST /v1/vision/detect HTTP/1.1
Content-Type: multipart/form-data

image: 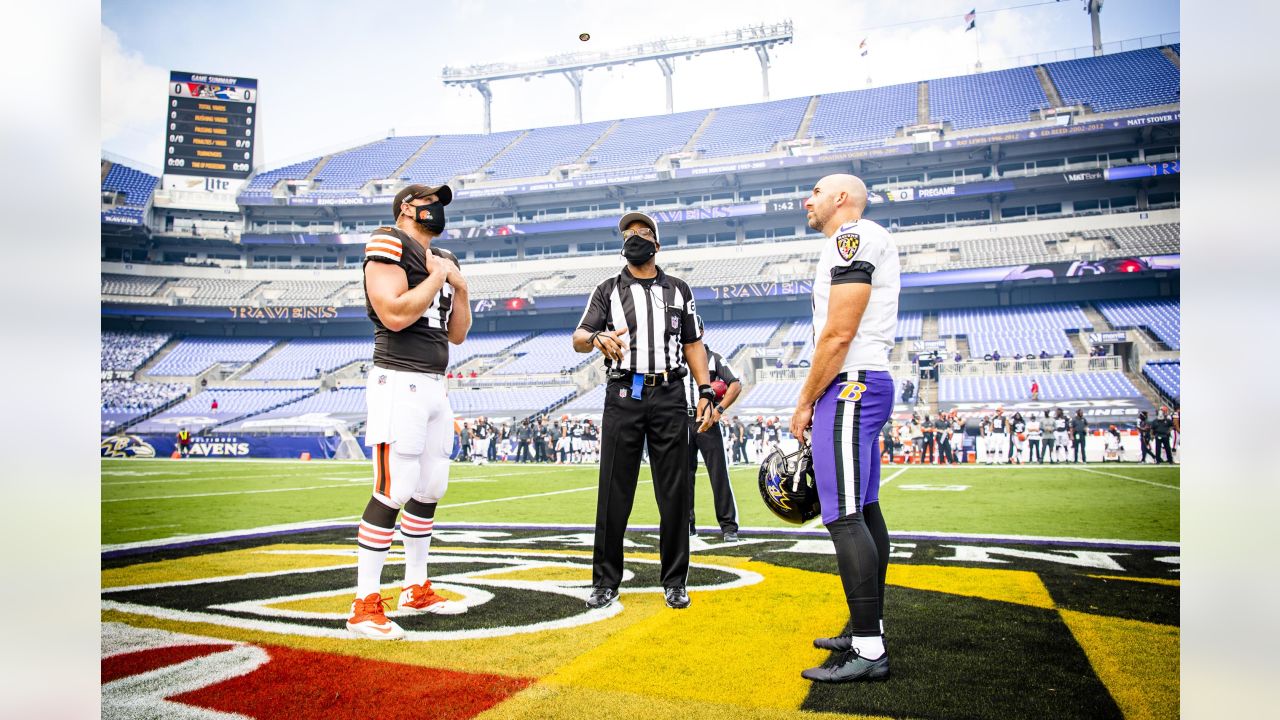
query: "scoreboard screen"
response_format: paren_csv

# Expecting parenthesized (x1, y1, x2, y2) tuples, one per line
(163, 71, 257, 181)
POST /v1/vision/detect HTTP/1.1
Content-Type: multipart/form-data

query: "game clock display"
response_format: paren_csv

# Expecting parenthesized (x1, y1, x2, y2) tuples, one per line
(163, 71, 258, 179)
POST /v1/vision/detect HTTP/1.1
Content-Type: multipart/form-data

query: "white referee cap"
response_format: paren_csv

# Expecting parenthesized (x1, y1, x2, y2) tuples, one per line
(618, 211, 659, 243)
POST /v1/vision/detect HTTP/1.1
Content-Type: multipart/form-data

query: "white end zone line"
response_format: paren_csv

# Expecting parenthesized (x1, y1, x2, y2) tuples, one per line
(1076, 466, 1179, 490)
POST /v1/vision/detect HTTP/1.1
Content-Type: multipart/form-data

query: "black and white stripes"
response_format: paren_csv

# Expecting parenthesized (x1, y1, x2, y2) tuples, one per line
(577, 267, 703, 375)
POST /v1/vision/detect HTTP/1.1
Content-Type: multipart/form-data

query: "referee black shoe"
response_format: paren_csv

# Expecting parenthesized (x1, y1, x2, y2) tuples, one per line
(664, 586, 690, 609)
(801, 648, 890, 683)
(585, 586, 617, 610)
(723, 531, 740, 543)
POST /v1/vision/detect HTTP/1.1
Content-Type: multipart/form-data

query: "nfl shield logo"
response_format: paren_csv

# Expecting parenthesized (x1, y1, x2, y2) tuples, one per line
(619, 388, 627, 397)
(409, 384, 417, 392)
(378, 375, 387, 385)
(671, 315, 679, 331)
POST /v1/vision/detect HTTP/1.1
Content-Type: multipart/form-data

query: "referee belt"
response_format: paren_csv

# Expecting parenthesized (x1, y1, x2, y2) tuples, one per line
(607, 367, 687, 386)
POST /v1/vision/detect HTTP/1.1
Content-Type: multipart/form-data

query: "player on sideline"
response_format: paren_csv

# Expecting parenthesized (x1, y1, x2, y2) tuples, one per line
(347, 184, 471, 640)
(791, 174, 899, 682)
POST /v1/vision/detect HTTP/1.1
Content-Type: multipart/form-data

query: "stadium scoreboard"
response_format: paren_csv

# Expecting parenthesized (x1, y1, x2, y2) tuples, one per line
(161, 71, 257, 197)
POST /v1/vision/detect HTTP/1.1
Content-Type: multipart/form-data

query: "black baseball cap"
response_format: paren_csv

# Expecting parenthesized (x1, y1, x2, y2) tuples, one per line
(393, 183, 453, 217)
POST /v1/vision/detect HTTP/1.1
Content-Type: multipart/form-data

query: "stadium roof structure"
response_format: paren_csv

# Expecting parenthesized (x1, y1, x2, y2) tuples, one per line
(442, 21, 793, 131)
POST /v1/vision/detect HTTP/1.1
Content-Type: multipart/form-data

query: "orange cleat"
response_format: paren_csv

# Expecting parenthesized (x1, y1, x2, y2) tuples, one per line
(346, 593, 405, 640)
(398, 581, 467, 615)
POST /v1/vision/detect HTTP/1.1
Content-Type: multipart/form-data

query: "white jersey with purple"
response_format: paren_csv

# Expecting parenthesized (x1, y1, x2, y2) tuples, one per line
(809, 217, 901, 524)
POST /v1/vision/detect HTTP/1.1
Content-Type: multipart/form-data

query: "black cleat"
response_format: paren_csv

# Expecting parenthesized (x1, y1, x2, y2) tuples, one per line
(688, 521, 698, 537)
(802, 648, 890, 683)
(664, 586, 690, 609)
(723, 531, 740, 543)
(585, 586, 617, 609)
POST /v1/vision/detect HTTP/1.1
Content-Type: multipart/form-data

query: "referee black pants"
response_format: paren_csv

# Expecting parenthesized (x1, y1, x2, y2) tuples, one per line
(593, 376, 690, 590)
(688, 419, 738, 534)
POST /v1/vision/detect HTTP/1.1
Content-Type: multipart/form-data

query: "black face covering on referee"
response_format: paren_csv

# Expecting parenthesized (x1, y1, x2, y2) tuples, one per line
(622, 235, 657, 266)
(411, 202, 447, 234)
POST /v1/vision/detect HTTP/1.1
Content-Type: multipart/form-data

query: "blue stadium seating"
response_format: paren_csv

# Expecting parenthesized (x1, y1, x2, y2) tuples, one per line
(702, 320, 782, 359)
(491, 331, 595, 375)
(403, 131, 524, 185)
(939, 304, 1091, 358)
(1045, 48, 1179, 113)
(449, 385, 577, 417)
(938, 371, 1141, 402)
(103, 162, 157, 210)
(586, 109, 709, 170)
(695, 97, 809, 158)
(929, 67, 1049, 130)
(1095, 299, 1180, 349)
(311, 136, 429, 190)
(131, 387, 312, 433)
(241, 338, 372, 380)
(146, 337, 277, 376)
(102, 331, 171, 372)
(737, 381, 804, 410)
(449, 331, 534, 369)
(221, 387, 366, 430)
(807, 83, 917, 147)
(485, 122, 611, 180)
(241, 158, 321, 197)
(560, 384, 608, 413)
(1143, 360, 1179, 401)
(101, 380, 188, 432)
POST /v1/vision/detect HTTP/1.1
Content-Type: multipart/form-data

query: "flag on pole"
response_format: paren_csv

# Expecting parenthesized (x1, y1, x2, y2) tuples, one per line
(859, 37, 868, 56)
(964, 9, 976, 31)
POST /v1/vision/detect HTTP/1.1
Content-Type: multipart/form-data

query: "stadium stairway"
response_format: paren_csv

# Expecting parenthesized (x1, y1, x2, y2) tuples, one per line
(1069, 332, 1090, 356)
(389, 137, 440, 180)
(1125, 367, 1171, 411)
(1080, 305, 1115, 333)
(680, 110, 719, 154)
(1034, 65, 1066, 107)
(114, 392, 192, 434)
(572, 120, 621, 165)
(225, 340, 292, 383)
(955, 336, 972, 359)
(1161, 46, 1181, 69)
(794, 96, 820, 140)
(135, 338, 184, 378)
(101, 159, 112, 183)
(210, 388, 323, 433)
(922, 313, 940, 342)
(916, 81, 930, 125)
(302, 154, 332, 182)
(475, 131, 529, 175)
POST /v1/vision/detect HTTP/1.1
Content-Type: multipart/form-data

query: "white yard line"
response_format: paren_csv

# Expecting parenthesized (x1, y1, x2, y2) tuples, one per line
(442, 481, 651, 509)
(1076, 466, 1179, 490)
(102, 483, 357, 503)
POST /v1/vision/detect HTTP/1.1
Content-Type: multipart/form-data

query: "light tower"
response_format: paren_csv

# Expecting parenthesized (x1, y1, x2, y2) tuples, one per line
(442, 21, 794, 133)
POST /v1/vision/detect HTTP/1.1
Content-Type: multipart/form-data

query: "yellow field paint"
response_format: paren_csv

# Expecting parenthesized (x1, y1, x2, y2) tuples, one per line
(888, 563, 1056, 609)
(1059, 609, 1179, 720)
(1086, 574, 1181, 587)
(543, 554, 843, 711)
(102, 544, 358, 589)
(478, 566, 594, 583)
(473, 683, 890, 720)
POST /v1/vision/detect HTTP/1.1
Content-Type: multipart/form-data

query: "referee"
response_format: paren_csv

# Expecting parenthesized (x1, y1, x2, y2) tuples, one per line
(572, 211, 716, 611)
(684, 344, 743, 541)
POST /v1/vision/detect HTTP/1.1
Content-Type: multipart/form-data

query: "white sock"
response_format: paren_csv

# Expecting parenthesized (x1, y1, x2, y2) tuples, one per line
(852, 634, 886, 660)
(356, 547, 389, 599)
(402, 534, 432, 586)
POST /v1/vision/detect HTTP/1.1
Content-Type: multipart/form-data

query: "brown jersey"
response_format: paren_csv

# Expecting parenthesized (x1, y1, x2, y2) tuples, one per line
(363, 225, 460, 374)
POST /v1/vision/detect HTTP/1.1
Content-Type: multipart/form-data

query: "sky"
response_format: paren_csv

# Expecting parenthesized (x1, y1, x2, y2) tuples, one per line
(101, 0, 1179, 173)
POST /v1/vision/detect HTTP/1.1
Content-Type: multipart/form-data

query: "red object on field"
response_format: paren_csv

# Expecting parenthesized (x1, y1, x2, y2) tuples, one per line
(171, 451, 182, 459)
(299, 452, 311, 461)
(710, 380, 728, 400)
(170, 644, 533, 720)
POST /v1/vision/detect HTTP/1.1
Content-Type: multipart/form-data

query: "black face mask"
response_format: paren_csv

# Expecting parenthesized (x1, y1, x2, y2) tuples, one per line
(410, 202, 446, 234)
(622, 235, 657, 266)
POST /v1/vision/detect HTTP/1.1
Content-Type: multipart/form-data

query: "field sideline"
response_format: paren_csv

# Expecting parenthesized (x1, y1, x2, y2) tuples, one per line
(102, 458, 1179, 546)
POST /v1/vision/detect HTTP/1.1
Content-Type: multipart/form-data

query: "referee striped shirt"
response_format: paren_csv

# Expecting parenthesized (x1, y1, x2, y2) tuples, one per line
(577, 266, 703, 374)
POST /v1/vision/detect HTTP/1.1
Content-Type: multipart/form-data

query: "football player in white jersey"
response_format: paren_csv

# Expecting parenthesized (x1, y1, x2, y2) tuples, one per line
(790, 174, 899, 683)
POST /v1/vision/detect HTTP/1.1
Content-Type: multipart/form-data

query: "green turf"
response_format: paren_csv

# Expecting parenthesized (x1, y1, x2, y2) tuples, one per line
(101, 459, 1180, 545)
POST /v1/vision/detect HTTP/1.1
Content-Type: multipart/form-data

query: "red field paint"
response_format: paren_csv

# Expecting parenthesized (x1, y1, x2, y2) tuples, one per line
(102, 644, 235, 684)
(170, 644, 534, 720)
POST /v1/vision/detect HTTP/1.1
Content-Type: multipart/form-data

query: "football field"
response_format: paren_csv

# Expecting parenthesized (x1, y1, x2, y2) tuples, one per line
(101, 458, 1179, 720)
(102, 458, 1179, 546)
